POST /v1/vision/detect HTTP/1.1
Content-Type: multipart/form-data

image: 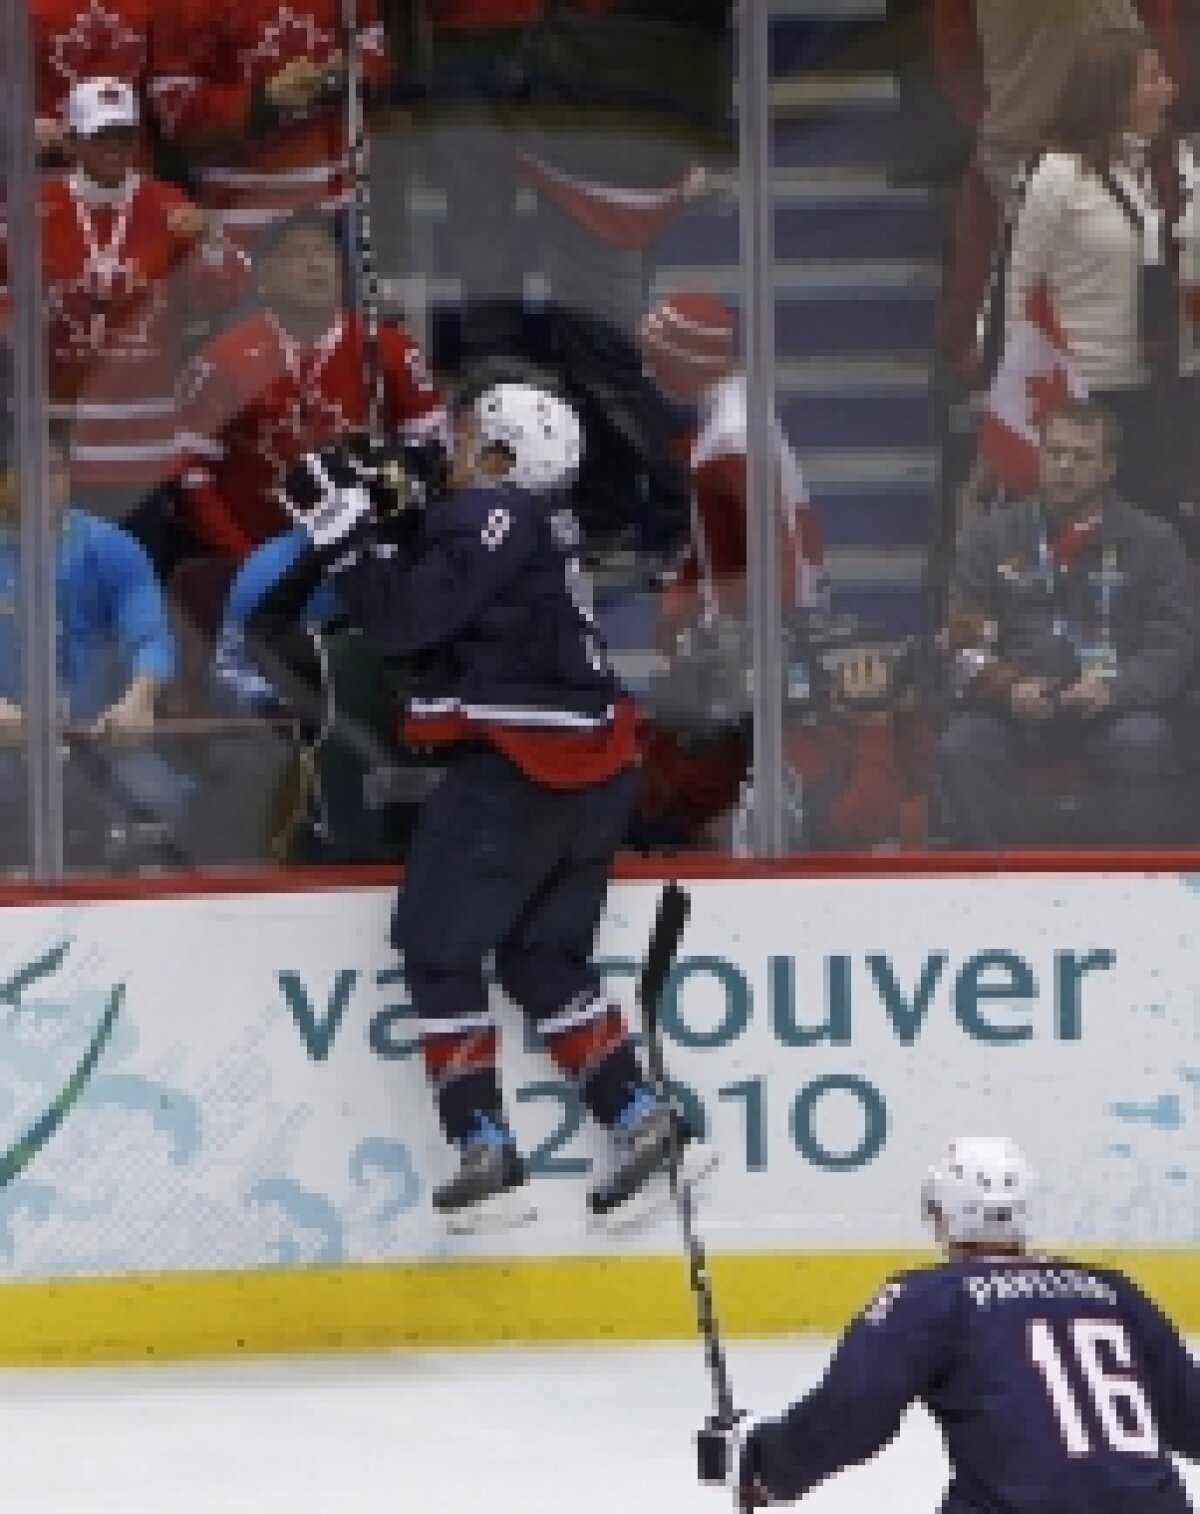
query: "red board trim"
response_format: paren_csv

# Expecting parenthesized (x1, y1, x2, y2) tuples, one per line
(0, 850, 1197, 907)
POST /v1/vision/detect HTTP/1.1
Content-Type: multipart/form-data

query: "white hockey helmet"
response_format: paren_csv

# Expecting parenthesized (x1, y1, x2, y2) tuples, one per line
(921, 1136, 1035, 1247)
(473, 382, 583, 493)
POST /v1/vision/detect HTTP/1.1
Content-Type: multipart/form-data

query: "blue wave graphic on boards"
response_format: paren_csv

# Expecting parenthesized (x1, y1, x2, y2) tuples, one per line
(79, 1075, 201, 1164)
(244, 1177, 344, 1264)
(349, 1138, 421, 1222)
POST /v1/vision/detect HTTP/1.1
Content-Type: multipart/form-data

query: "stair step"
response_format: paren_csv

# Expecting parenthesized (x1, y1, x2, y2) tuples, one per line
(773, 71, 898, 112)
(833, 585, 930, 636)
(782, 387, 932, 450)
(768, 13, 885, 75)
(826, 544, 928, 586)
(802, 446, 937, 488)
(654, 259, 939, 293)
(810, 481, 937, 550)
(774, 99, 902, 170)
(657, 183, 936, 266)
(771, 0, 887, 14)
(779, 354, 932, 388)
(777, 285, 936, 357)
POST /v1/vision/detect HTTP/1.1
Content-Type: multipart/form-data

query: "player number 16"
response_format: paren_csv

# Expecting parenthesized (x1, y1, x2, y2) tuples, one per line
(1028, 1317, 1160, 1458)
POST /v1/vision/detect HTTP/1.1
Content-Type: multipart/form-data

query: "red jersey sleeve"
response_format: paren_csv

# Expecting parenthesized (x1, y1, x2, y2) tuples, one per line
(177, 348, 257, 560)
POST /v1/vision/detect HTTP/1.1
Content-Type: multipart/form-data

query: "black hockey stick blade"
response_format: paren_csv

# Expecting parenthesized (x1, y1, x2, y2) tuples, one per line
(639, 881, 691, 1030)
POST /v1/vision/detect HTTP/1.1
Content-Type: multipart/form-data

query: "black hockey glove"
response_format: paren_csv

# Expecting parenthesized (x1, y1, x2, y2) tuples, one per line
(697, 1413, 774, 1507)
(281, 432, 449, 560)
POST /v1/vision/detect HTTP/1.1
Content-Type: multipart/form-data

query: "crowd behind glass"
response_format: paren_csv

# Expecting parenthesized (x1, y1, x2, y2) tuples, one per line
(2, 0, 1199, 872)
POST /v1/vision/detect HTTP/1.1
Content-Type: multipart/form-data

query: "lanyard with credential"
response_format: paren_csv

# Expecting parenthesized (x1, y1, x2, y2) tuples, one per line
(1038, 512, 1114, 650)
(70, 172, 139, 295)
(1034, 521, 1064, 639)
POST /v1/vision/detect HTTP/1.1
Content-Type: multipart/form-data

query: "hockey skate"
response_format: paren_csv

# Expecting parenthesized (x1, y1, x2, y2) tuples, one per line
(435, 1117, 536, 1235)
(588, 1090, 717, 1231)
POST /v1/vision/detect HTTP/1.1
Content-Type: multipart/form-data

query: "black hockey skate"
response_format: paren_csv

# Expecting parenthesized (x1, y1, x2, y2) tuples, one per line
(588, 1090, 717, 1229)
(434, 1118, 535, 1235)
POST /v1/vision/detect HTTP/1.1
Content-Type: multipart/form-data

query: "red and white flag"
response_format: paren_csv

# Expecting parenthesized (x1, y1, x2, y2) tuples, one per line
(514, 152, 698, 251)
(978, 281, 1086, 495)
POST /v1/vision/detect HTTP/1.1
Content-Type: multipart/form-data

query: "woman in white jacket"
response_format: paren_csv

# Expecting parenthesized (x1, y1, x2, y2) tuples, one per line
(992, 27, 1199, 544)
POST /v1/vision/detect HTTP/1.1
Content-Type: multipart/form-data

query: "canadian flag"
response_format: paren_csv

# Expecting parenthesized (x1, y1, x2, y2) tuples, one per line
(978, 281, 1087, 494)
(514, 152, 698, 251)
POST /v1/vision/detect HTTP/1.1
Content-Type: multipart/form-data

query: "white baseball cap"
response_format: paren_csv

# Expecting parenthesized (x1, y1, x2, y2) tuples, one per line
(67, 77, 139, 138)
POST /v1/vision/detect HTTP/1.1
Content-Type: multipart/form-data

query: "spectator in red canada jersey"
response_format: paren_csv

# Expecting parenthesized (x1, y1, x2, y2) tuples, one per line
(0, 78, 251, 568)
(31, 0, 155, 161)
(634, 292, 931, 852)
(177, 209, 447, 563)
(149, 0, 392, 244)
(637, 292, 825, 636)
(633, 292, 827, 845)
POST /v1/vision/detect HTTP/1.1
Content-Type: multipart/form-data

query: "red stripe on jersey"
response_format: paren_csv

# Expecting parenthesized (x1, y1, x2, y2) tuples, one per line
(403, 697, 637, 790)
(544, 1004, 628, 1080)
(421, 1026, 499, 1080)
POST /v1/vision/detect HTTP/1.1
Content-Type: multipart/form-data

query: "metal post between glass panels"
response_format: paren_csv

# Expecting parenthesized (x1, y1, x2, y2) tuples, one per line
(3, 0, 64, 880)
(737, 0, 785, 857)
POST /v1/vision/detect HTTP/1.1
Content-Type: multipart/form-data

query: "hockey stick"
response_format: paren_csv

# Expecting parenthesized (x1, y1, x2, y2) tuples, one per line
(639, 882, 738, 1428)
(341, 0, 386, 440)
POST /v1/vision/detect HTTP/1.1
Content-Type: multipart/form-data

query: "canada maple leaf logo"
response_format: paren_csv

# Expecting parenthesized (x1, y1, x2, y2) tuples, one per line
(244, 4, 337, 77)
(1025, 364, 1075, 431)
(50, 264, 165, 359)
(50, 0, 144, 95)
(258, 390, 351, 482)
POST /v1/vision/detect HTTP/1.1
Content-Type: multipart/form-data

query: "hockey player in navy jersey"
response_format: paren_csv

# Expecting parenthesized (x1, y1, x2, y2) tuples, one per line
(248, 380, 704, 1229)
(700, 1135, 1200, 1510)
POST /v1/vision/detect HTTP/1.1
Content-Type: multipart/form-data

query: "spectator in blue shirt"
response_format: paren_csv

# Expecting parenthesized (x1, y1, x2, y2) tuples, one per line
(0, 420, 186, 861)
(0, 421, 175, 729)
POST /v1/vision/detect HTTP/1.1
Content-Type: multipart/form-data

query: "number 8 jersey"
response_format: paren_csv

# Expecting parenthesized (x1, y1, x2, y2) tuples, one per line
(745, 1253, 1200, 1512)
(332, 482, 637, 790)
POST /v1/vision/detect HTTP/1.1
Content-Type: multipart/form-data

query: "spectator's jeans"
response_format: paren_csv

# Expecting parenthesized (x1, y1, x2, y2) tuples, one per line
(937, 708, 1180, 849)
(0, 746, 192, 868)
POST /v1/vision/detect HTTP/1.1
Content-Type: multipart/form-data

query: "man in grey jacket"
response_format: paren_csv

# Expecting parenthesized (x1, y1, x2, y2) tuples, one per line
(939, 400, 1195, 847)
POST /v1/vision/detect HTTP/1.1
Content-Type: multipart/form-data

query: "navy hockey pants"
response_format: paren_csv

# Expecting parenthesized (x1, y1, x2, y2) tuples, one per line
(393, 746, 639, 1036)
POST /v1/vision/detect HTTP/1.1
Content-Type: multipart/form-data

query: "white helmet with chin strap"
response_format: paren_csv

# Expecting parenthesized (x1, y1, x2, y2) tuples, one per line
(921, 1135, 1035, 1247)
(473, 382, 583, 493)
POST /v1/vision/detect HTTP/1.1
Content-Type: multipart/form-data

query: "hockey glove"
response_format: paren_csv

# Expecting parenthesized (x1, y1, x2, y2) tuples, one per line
(697, 1413, 774, 1506)
(281, 433, 449, 557)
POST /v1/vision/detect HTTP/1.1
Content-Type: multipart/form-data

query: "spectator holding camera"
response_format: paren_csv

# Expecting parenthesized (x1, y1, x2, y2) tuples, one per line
(938, 400, 1194, 848)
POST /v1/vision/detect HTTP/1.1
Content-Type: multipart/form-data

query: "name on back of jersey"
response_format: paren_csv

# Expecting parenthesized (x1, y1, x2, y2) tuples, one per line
(964, 1267, 1120, 1310)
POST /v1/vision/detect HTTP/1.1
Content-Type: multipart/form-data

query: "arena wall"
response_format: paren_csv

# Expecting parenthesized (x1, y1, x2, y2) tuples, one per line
(0, 864, 1196, 1363)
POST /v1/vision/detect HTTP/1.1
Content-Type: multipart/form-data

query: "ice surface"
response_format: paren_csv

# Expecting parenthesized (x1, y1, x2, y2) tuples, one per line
(0, 1338, 1196, 1512)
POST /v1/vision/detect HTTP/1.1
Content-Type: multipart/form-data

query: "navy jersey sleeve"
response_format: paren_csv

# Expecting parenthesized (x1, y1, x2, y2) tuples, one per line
(1119, 1273, 1200, 1460)
(749, 1271, 957, 1503)
(334, 487, 539, 659)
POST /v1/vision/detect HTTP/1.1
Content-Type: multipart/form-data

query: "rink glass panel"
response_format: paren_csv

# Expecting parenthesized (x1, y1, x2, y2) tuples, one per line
(8, 4, 1200, 877)
(1, 0, 38, 882)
